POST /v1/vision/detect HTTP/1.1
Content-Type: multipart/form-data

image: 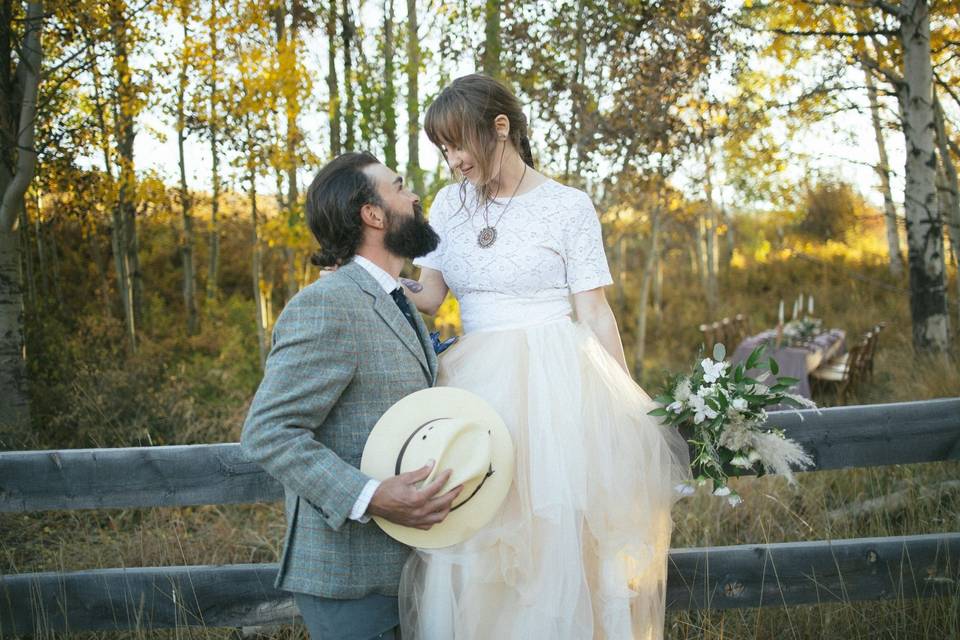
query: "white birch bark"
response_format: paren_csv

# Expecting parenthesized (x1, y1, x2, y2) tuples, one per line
(862, 60, 905, 276)
(0, 2, 43, 437)
(899, 0, 949, 353)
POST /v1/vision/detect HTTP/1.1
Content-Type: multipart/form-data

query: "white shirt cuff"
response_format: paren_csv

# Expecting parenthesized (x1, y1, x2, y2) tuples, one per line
(349, 478, 381, 523)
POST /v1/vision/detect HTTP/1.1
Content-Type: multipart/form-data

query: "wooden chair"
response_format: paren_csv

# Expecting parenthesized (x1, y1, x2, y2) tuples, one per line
(698, 321, 723, 353)
(731, 313, 750, 346)
(863, 321, 887, 381)
(699, 314, 751, 358)
(810, 332, 872, 404)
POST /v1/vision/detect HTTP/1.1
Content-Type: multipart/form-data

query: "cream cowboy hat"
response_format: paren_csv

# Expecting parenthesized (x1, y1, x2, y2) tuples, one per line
(360, 387, 514, 549)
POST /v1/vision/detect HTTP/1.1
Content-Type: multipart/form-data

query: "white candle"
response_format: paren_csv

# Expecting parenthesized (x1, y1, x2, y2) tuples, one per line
(792, 299, 798, 320)
(808, 295, 814, 315)
(778, 300, 784, 324)
(799, 293, 804, 316)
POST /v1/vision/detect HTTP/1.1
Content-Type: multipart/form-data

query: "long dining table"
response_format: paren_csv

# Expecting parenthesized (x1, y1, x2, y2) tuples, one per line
(730, 328, 846, 399)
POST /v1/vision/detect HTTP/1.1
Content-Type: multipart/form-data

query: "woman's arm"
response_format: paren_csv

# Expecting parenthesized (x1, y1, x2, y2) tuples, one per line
(572, 287, 629, 373)
(401, 267, 449, 316)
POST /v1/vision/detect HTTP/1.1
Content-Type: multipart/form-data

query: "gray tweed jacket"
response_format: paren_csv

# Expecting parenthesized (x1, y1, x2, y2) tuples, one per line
(241, 260, 438, 599)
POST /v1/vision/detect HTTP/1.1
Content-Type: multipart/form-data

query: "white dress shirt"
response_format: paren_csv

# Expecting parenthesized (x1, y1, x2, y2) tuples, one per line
(347, 255, 401, 522)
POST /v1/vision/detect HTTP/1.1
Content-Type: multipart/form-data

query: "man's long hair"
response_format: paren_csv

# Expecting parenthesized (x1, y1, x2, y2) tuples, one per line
(306, 152, 381, 268)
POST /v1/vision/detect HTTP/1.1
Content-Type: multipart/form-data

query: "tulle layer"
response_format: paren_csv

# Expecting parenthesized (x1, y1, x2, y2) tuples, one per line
(399, 319, 691, 639)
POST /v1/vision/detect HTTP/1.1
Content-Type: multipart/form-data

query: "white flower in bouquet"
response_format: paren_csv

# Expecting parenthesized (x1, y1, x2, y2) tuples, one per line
(701, 358, 728, 383)
(674, 379, 692, 402)
(731, 397, 748, 411)
(688, 393, 718, 424)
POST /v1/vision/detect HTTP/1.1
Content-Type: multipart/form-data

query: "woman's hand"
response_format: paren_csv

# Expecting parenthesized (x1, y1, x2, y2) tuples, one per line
(402, 267, 449, 315)
(572, 287, 629, 373)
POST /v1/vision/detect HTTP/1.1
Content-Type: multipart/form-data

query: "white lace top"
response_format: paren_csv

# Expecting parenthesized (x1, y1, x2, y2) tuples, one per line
(414, 179, 613, 334)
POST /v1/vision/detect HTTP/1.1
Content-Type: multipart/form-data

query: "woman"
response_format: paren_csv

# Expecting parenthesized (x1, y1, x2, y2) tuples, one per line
(400, 74, 691, 639)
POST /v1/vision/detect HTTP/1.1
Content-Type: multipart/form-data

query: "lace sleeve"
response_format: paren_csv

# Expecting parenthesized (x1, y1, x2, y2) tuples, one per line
(413, 186, 451, 272)
(563, 191, 614, 294)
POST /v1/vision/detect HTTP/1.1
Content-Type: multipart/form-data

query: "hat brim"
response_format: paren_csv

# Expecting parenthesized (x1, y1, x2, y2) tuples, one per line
(360, 387, 514, 549)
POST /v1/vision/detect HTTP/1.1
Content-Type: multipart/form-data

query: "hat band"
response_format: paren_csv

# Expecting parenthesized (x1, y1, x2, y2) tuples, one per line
(395, 418, 495, 512)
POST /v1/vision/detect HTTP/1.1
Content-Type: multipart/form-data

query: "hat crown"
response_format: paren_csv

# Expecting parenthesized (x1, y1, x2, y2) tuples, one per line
(400, 418, 492, 506)
(360, 386, 514, 549)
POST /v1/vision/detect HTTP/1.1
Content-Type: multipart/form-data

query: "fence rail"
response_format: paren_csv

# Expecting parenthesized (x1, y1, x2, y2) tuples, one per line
(2, 398, 959, 634)
(3, 399, 959, 514)
(2, 533, 957, 634)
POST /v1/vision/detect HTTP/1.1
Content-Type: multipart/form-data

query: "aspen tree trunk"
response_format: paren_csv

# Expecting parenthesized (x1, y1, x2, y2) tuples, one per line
(405, 0, 423, 195)
(703, 143, 719, 313)
(283, 0, 301, 303)
(932, 92, 960, 332)
(249, 165, 267, 370)
(341, 0, 355, 151)
(633, 206, 660, 383)
(110, 0, 139, 348)
(899, 0, 950, 353)
(19, 204, 36, 311)
(86, 25, 119, 315)
(382, 0, 397, 170)
(34, 211, 47, 300)
(0, 2, 40, 438)
(87, 218, 111, 311)
(207, 0, 222, 300)
(863, 61, 905, 276)
(722, 205, 735, 270)
(562, 0, 586, 182)
(327, 0, 341, 157)
(176, 13, 198, 335)
(47, 211, 62, 306)
(653, 252, 663, 320)
(692, 220, 705, 294)
(482, 0, 500, 78)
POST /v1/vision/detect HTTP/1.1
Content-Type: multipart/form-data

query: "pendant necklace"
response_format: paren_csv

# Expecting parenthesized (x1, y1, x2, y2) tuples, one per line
(478, 163, 527, 249)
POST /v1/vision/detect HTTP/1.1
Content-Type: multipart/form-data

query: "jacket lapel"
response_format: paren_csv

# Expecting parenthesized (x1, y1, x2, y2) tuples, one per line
(341, 262, 432, 382)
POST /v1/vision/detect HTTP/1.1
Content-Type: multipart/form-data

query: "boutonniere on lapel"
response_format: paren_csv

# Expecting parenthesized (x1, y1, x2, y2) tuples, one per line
(430, 331, 458, 355)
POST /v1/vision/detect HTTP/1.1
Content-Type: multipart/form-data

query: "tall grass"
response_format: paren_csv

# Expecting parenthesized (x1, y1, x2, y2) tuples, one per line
(2, 224, 958, 638)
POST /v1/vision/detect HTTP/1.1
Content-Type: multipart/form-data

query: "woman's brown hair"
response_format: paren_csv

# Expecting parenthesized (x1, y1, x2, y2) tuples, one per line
(424, 74, 535, 209)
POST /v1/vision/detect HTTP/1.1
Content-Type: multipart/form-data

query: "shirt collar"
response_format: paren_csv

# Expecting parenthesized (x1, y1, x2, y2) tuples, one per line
(352, 255, 401, 294)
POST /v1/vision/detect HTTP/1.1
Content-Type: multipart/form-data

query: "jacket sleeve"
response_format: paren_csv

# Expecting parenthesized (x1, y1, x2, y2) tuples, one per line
(240, 287, 370, 531)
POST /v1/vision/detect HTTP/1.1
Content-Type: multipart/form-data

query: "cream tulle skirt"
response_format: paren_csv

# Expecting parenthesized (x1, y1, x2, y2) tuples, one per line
(399, 318, 691, 639)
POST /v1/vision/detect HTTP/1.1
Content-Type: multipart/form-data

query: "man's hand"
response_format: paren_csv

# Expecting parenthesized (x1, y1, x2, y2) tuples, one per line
(367, 462, 463, 530)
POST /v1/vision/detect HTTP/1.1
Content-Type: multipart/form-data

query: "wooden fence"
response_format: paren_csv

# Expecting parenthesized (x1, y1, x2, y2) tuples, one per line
(1, 398, 959, 635)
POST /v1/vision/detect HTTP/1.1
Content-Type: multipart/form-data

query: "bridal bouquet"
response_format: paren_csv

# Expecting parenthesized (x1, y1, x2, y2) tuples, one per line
(649, 344, 816, 506)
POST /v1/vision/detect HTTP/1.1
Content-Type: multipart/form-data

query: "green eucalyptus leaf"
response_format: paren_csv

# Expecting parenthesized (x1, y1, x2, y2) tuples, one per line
(713, 343, 726, 361)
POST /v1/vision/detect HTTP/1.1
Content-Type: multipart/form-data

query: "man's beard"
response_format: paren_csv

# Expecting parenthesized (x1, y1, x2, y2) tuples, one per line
(383, 202, 440, 259)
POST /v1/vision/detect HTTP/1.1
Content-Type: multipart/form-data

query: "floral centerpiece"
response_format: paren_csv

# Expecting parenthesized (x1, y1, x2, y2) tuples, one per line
(649, 343, 816, 506)
(782, 316, 823, 345)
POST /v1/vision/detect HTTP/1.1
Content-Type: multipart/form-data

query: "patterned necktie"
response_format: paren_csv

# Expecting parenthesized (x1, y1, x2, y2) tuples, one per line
(390, 287, 419, 336)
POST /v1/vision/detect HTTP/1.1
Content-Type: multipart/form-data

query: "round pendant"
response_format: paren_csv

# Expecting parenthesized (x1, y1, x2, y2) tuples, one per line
(477, 226, 497, 248)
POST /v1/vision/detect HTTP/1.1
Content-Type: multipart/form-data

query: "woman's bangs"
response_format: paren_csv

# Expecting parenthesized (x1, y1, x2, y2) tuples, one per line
(424, 97, 465, 151)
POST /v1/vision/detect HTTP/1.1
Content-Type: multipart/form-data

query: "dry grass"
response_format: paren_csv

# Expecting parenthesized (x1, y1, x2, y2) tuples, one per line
(2, 232, 959, 638)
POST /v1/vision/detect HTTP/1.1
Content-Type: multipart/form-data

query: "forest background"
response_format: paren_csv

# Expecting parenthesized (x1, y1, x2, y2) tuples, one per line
(2, 0, 960, 638)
